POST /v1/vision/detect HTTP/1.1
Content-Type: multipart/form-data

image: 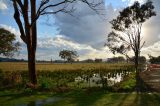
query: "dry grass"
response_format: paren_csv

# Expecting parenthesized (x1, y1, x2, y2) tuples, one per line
(0, 62, 132, 71)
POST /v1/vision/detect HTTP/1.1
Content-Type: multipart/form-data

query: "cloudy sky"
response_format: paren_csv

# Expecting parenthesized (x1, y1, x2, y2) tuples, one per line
(0, 0, 160, 60)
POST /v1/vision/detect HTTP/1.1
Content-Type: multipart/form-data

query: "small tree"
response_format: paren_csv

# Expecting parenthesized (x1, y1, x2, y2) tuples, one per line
(106, 0, 156, 92)
(59, 50, 78, 63)
(0, 28, 20, 57)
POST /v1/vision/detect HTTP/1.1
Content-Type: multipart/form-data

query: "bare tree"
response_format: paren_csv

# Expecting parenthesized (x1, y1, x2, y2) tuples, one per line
(11, 0, 103, 85)
(105, 0, 156, 92)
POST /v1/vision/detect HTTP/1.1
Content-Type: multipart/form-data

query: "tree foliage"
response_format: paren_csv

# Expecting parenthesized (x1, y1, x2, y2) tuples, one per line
(129, 56, 146, 63)
(59, 50, 78, 63)
(148, 55, 160, 64)
(107, 56, 125, 63)
(106, 0, 156, 56)
(0, 28, 20, 57)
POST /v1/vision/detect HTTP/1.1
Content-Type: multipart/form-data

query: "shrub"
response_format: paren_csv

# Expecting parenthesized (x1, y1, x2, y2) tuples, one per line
(38, 76, 55, 90)
(23, 88, 33, 94)
(113, 73, 136, 92)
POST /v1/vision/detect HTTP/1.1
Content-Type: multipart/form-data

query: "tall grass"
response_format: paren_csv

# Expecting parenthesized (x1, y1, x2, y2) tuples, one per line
(0, 62, 134, 71)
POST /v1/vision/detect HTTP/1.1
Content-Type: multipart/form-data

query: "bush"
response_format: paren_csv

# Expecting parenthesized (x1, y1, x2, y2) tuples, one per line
(38, 76, 55, 90)
(23, 88, 33, 94)
(1, 71, 22, 87)
(113, 73, 136, 92)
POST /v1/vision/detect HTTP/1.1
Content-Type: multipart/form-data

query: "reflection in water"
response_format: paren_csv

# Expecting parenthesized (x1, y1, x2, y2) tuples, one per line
(18, 97, 61, 106)
(75, 71, 132, 87)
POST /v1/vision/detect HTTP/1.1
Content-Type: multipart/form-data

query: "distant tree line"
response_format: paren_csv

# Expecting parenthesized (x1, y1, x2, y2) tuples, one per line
(148, 55, 160, 64)
(107, 56, 146, 63)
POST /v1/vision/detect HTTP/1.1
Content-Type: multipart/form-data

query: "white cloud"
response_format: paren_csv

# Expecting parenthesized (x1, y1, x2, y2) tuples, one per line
(0, 24, 19, 35)
(0, 24, 114, 60)
(9, 32, 160, 61)
(0, 0, 8, 10)
(36, 35, 115, 60)
(122, 0, 146, 6)
(141, 41, 160, 58)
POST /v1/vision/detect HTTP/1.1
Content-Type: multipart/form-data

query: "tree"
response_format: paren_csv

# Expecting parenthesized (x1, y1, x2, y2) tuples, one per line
(59, 50, 78, 63)
(107, 56, 125, 63)
(0, 28, 20, 57)
(129, 56, 146, 64)
(105, 0, 156, 92)
(11, 0, 103, 85)
(148, 55, 160, 64)
(95, 58, 102, 63)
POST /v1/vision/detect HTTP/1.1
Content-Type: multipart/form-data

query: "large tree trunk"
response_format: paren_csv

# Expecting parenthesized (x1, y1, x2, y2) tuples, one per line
(26, 0, 37, 85)
(27, 44, 37, 85)
(135, 51, 140, 93)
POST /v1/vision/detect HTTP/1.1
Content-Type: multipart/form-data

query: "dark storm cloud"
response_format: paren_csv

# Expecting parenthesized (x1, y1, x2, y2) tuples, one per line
(54, 1, 119, 48)
(53, 0, 160, 48)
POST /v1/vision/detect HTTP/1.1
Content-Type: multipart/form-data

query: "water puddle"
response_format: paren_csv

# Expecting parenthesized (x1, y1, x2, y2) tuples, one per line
(17, 97, 61, 106)
(74, 71, 131, 87)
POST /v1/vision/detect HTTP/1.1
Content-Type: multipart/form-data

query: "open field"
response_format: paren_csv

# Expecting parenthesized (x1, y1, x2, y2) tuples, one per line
(0, 62, 136, 91)
(1, 62, 158, 106)
(0, 62, 134, 71)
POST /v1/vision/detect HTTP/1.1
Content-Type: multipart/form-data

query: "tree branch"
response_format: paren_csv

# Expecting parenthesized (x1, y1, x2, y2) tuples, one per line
(12, 0, 27, 44)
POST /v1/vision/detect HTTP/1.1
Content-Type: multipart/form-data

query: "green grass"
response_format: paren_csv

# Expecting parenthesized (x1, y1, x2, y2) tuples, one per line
(0, 90, 160, 106)
(113, 73, 136, 92)
(48, 90, 160, 106)
(0, 90, 53, 106)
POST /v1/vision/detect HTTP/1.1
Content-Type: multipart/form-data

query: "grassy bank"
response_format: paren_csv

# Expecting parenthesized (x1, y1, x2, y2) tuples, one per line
(0, 89, 160, 106)
(50, 90, 160, 106)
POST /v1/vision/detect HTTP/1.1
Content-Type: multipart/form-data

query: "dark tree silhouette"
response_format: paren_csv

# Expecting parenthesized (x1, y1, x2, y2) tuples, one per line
(59, 50, 78, 63)
(11, 0, 103, 85)
(129, 56, 146, 64)
(0, 28, 20, 57)
(105, 0, 156, 93)
(148, 55, 160, 64)
(107, 56, 125, 63)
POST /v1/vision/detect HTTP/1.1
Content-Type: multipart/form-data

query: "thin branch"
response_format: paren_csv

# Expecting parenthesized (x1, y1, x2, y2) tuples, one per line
(81, 0, 104, 15)
(140, 41, 145, 49)
(31, 0, 76, 26)
(40, 0, 75, 14)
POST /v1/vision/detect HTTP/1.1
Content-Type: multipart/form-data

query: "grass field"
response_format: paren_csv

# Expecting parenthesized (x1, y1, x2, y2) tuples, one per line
(0, 62, 135, 90)
(0, 62, 133, 71)
(1, 62, 157, 106)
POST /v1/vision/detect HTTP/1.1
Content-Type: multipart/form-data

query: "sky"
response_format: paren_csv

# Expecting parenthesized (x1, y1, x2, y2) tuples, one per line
(0, 0, 160, 60)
